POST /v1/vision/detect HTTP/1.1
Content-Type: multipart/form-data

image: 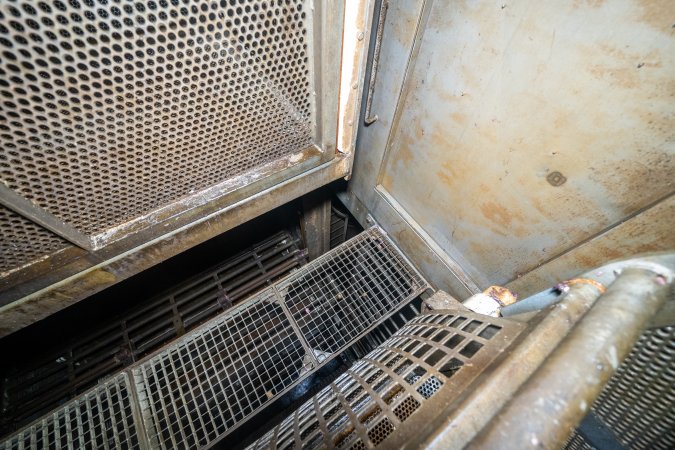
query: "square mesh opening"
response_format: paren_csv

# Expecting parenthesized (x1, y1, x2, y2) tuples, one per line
(248, 309, 525, 450)
(279, 228, 426, 354)
(0, 374, 141, 450)
(133, 289, 306, 449)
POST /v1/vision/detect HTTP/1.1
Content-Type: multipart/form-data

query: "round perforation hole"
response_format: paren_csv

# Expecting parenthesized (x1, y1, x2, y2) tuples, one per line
(0, 205, 70, 273)
(0, 0, 314, 236)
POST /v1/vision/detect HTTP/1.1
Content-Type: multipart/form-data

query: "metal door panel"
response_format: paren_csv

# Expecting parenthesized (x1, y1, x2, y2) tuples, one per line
(344, 0, 675, 297)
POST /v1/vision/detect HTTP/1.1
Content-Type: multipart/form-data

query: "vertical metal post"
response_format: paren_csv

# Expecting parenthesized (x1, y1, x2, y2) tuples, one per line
(301, 188, 332, 260)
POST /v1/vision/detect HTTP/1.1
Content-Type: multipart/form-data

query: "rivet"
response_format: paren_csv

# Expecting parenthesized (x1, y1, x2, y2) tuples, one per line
(546, 171, 567, 187)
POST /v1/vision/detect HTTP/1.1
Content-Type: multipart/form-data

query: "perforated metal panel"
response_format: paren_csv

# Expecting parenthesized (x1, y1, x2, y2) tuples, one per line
(565, 325, 675, 450)
(0, 204, 69, 274)
(247, 310, 525, 450)
(0, 0, 318, 238)
(0, 373, 142, 450)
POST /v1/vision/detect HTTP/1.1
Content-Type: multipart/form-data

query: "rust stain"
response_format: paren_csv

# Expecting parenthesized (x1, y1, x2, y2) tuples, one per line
(479, 201, 523, 227)
(573, 0, 607, 7)
(395, 143, 414, 165)
(484, 285, 518, 305)
(588, 47, 663, 89)
(436, 161, 462, 186)
(507, 197, 675, 297)
(588, 65, 639, 89)
(637, 0, 675, 31)
(390, 3, 422, 45)
(381, 172, 393, 189)
(382, 0, 675, 286)
(436, 169, 453, 186)
(450, 112, 467, 125)
(589, 150, 674, 215)
(469, 240, 487, 256)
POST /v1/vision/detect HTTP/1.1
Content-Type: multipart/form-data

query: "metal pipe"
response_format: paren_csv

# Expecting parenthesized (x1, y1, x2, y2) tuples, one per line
(500, 287, 561, 317)
(468, 268, 671, 450)
(416, 282, 603, 450)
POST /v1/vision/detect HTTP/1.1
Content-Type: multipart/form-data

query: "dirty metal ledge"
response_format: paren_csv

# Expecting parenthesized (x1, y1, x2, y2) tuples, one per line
(0, 155, 353, 338)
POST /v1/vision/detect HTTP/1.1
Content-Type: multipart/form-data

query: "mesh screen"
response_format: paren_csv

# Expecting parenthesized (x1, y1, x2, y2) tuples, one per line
(0, 231, 304, 436)
(247, 310, 524, 450)
(279, 227, 426, 354)
(563, 325, 675, 450)
(133, 288, 308, 450)
(0, 204, 69, 274)
(0, 0, 314, 235)
(0, 228, 428, 450)
(0, 373, 141, 450)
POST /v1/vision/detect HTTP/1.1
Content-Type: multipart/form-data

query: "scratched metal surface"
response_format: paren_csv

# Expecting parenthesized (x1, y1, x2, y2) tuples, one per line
(348, 0, 675, 294)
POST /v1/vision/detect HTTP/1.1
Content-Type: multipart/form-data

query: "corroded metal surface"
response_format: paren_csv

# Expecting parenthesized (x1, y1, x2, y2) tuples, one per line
(345, 0, 675, 296)
(0, 155, 352, 337)
(0, 0, 355, 329)
(0, 0, 320, 240)
(508, 194, 675, 297)
(0, 205, 70, 276)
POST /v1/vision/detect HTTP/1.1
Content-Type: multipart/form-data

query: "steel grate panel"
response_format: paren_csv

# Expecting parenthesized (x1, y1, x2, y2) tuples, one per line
(0, 231, 305, 435)
(0, 373, 142, 450)
(130, 227, 427, 450)
(132, 288, 307, 450)
(564, 432, 595, 450)
(0, 0, 314, 236)
(563, 325, 675, 450)
(0, 205, 70, 274)
(278, 227, 427, 354)
(247, 310, 525, 450)
(0, 227, 427, 449)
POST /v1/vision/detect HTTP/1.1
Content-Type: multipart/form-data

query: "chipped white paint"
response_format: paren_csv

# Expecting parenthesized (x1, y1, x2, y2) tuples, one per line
(608, 345, 620, 370)
(337, 0, 374, 154)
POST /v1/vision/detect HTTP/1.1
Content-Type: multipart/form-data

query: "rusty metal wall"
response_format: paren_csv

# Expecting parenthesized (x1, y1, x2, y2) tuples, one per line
(343, 0, 675, 298)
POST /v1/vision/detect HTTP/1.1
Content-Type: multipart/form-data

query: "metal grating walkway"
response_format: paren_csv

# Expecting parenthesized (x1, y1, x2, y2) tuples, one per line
(246, 310, 525, 450)
(0, 227, 427, 450)
(0, 231, 306, 436)
(0, 374, 142, 450)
